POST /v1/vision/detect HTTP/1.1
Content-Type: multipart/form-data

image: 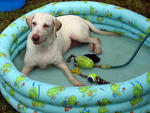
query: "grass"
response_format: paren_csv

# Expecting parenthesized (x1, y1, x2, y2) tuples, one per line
(0, 0, 150, 112)
(0, 0, 150, 33)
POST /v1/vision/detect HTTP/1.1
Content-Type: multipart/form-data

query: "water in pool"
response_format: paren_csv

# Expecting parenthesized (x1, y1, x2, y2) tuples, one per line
(13, 33, 150, 86)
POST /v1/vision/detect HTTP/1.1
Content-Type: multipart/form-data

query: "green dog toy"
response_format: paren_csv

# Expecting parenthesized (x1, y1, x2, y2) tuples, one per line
(66, 54, 110, 84)
(76, 56, 94, 68)
(68, 54, 111, 69)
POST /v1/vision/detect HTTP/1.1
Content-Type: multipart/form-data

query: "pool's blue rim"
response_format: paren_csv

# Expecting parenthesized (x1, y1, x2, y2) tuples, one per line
(0, 1, 150, 110)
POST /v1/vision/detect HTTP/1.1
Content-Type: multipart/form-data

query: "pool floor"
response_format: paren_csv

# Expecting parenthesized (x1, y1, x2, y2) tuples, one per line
(13, 33, 150, 86)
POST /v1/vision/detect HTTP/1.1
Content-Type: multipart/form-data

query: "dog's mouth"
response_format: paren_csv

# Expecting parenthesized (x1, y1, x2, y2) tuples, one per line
(32, 37, 48, 45)
(33, 40, 40, 45)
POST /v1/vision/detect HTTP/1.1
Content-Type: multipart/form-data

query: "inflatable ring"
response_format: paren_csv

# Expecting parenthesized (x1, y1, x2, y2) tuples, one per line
(0, 1, 150, 113)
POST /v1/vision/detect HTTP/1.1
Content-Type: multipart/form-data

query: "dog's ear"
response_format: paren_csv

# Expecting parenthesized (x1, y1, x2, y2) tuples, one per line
(53, 18, 62, 32)
(52, 17, 62, 37)
(26, 14, 35, 30)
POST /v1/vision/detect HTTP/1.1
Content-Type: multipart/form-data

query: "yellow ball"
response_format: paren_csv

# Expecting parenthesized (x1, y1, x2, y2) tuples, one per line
(88, 73, 97, 83)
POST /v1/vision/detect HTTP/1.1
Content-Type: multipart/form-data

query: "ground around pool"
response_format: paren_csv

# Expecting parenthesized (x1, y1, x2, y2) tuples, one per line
(1, 0, 150, 112)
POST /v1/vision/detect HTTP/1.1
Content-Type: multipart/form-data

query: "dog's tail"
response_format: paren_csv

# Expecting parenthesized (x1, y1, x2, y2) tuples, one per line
(84, 20, 120, 36)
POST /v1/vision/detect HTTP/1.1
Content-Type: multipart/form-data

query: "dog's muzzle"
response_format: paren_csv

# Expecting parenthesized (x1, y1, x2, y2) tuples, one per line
(32, 34, 40, 45)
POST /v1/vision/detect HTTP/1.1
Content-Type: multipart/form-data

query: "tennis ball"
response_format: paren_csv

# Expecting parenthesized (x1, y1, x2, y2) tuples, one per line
(75, 56, 94, 68)
(88, 73, 97, 83)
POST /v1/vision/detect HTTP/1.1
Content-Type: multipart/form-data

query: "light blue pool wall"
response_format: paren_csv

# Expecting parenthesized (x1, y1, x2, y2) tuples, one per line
(0, 1, 150, 113)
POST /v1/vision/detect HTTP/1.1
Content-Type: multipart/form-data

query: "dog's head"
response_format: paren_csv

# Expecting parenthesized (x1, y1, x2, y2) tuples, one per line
(26, 13, 62, 45)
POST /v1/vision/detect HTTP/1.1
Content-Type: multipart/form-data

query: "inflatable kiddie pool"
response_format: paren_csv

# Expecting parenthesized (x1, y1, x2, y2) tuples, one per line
(0, 1, 150, 113)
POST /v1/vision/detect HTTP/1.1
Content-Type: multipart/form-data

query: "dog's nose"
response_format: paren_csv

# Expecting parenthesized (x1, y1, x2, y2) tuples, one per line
(32, 34, 40, 41)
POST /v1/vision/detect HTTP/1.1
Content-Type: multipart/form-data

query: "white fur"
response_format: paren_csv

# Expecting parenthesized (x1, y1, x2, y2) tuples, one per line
(22, 13, 119, 86)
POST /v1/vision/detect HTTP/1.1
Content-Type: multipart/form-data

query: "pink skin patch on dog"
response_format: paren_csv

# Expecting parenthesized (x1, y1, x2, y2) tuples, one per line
(70, 40, 80, 48)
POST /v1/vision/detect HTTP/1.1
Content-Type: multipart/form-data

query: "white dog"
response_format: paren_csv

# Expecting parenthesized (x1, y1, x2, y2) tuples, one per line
(22, 13, 119, 86)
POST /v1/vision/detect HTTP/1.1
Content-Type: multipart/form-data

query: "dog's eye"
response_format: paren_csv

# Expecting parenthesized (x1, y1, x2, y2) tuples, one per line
(32, 22, 36, 26)
(43, 24, 49, 28)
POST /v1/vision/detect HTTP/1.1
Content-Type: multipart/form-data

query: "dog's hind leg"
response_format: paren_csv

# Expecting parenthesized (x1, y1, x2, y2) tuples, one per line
(87, 37, 102, 54)
(70, 33, 102, 54)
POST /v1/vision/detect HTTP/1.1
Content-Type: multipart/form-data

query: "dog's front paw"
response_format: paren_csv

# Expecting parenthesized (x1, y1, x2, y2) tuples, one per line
(22, 65, 33, 75)
(74, 82, 85, 87)
(39, 64, 48, 69)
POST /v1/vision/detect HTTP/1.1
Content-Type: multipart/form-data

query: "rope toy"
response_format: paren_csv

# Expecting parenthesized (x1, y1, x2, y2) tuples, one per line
(66, 54, 110, 84)
(67, 54, 111, 69)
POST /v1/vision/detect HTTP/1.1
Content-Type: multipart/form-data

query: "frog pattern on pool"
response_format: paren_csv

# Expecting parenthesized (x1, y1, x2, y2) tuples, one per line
(0, 1, 150, 113)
